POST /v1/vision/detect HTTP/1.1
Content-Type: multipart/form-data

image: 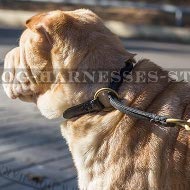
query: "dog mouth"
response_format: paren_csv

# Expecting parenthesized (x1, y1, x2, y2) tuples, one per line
(2, 78, 38, 103)
(2, 65, 43, 103)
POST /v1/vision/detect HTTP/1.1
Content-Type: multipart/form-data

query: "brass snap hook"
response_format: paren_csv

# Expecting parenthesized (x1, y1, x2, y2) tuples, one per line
(166, 118, 190, 131)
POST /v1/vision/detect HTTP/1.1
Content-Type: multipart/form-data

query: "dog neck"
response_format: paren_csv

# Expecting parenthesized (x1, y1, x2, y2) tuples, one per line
(60, 59, 180, 189)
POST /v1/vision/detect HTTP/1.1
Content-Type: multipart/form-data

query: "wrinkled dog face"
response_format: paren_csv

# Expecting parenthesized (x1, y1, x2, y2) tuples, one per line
(3, 9, 133, 119)
(3, 21, 52, 101)
(3, 11, 65, 119)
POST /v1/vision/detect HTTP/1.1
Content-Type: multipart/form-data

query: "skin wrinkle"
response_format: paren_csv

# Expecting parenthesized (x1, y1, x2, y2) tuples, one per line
(3, 9, 190, 190)
(9, 52, 16, 98)
(183, 104, 190, 181)
(102, 75, 158, 188)
(160, 128, 179, 187)
(120, 63, 172, 178)
(143, 83, 173, 188)
(185, 138, 190, 180)
(110, 102, 144, 160)
(147, 83, 189, 188)
(121, 67, 189, 189)
(137, 83, 175, 186)
(182, 134, 189, 179)
(173, 130, 188, 183)
(22, 46, 36, 85)
(82, 112, 122, 159)
(3, 48, 16, 98)
(148, 130, 170, 187)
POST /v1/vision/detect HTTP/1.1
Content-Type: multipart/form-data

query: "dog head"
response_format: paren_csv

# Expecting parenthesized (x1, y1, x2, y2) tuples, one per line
(3, 9, 134, 119)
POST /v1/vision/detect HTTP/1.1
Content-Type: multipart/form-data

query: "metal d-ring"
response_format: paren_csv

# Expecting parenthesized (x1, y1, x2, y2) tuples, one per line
(94, 88, 119, 111)
(94, 88, 119, 100)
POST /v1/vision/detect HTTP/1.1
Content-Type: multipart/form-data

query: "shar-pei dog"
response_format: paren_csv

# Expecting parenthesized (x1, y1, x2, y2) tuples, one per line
(3, 9, 190, 190)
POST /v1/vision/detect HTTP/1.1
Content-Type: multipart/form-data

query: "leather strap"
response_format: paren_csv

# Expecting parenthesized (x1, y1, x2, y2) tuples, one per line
(63, 99, 104, 119)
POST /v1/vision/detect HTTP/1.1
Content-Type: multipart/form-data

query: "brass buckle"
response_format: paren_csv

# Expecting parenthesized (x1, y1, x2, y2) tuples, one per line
(94, 88, 119, 111)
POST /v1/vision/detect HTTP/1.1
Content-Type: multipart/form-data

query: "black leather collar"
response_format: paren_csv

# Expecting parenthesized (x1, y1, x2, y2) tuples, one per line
(63, 59, 134, 119)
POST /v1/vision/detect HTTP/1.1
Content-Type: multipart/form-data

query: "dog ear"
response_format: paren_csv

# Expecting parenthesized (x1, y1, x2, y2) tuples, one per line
(25, 12, 55, 45)
(26, 13, 53, 32)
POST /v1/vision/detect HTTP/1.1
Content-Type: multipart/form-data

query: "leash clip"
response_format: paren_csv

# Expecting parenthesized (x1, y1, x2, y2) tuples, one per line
(166, 118, 190, 131)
